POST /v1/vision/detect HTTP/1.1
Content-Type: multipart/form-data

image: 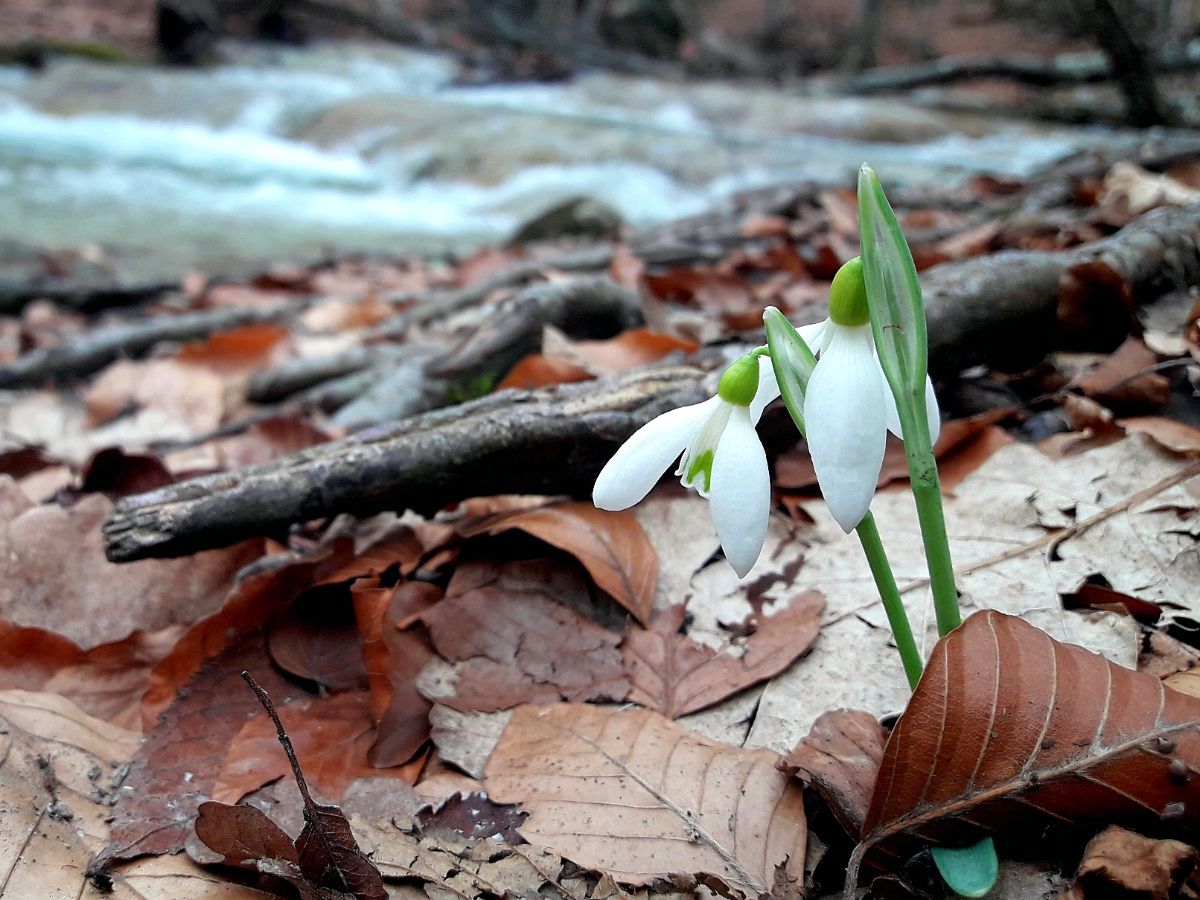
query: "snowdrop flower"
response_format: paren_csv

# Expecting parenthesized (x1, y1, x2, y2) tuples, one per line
(593, 352, 773, 578)
(781, 257, 940, 533)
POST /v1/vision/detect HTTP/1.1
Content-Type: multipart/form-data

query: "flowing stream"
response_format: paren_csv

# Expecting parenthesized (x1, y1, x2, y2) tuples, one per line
(0, 41, 1116, 278)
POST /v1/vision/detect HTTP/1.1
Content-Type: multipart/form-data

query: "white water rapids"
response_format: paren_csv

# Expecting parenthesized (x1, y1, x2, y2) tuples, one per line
(0, 41, 1113, 276)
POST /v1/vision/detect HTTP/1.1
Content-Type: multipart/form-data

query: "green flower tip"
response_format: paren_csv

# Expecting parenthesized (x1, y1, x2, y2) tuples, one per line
(829, 257, 869, 327)
(717, 353, 760, 407)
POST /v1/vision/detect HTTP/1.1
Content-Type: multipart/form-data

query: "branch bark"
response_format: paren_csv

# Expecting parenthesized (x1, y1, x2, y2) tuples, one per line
(103, 365, 709, 561)
(100, 204, 1200, 562)
(843, 42, 1200, 95)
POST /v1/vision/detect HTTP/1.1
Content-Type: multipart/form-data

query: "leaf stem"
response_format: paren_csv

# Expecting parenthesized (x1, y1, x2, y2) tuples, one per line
(898, 394, 961, 636)
(854, 512, 922, 689)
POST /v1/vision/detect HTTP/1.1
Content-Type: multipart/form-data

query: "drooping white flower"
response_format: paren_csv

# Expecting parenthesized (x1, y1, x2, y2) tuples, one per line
(762, 259, 939, 534)
(592, 352, 774, 578)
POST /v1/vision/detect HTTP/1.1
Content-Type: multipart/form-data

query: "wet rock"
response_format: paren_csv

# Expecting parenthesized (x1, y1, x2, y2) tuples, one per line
(508, 196, 624, 245)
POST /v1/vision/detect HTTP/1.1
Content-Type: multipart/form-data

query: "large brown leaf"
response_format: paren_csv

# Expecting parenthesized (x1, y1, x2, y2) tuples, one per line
(780, 708, 885, 839)
(485, 703, 808, 899)
(420, 559, 629, 713)
(457, 500, 657, 623)
(623, 590, 824, 718)
(851, 611, 1200, 886)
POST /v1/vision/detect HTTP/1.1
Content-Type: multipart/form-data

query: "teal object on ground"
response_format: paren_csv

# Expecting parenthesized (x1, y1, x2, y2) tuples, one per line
(930, 836, 999, 898)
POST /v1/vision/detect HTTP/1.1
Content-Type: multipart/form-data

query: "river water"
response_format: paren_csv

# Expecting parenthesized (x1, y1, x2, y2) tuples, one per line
(0, 42, 1112, 278)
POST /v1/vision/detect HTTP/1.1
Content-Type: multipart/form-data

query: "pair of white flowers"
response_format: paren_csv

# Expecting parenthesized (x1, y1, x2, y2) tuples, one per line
(592, 258, 939, 578)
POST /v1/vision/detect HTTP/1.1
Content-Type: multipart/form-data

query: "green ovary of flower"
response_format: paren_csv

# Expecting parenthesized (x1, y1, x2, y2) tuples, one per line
(828, 257, 870, 327)
(685, 449, 715, 493)
(716, 353, 761, 407)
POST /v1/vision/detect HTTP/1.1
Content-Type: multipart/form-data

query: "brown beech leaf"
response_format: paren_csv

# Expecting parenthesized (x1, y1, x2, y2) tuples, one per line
(102, 632, 296, 864)
(851, 610, 1200, 886)
(780, 709, 885, 839)
(420, 559, 628, 713)
(0, 483, 261, 650)
(269, 589, 369, 692)
(623, 590, 824, 718)
(486, 703, 808, 899)
(458, 500, 657, 623)
(0, 690, 140, 899)
(215, 690, 421, 804)
(1077, 337, 1170, 411)
(1121, 417, 1200, 457)
(495, 354, 595, 390)
(1066, 824, 1200, 899)
(546, 327, 700, 375)
(297, 801, 387, 900)
(195, 800, 300, 870)
(353, 580, 439, 768)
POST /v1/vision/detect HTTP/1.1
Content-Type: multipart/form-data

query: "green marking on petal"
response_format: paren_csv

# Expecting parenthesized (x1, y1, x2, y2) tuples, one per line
(717, 353, 760, 407)
(829, 257, 870, 327)
(686, 449, 715, 493)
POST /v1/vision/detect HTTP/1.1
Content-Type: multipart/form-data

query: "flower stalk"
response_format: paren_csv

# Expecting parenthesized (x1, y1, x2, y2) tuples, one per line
(764, 308, 922, 688)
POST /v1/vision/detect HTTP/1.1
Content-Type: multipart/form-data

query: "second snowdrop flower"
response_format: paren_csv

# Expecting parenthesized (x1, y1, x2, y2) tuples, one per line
(798, 258, 940, 533)
(593, 352, 773, 578)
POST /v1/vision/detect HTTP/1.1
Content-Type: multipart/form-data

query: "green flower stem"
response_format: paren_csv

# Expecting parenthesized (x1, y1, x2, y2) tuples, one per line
(897, 395, 961, 637)
(854, 513, 922, 689)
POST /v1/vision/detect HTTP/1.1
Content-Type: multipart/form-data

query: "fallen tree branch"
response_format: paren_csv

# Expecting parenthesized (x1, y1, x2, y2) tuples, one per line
(0, 302, 302, 386)
(103, 365, 709, 561)
(843, 42, 1200, 94)
(373, 245, 614, 337)
(924, 203, 1200, 373)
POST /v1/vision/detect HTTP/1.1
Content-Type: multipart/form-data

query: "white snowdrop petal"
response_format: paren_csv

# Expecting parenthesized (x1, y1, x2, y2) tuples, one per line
(749, 355, 780, 424)
(593, 399, 714, 510)
(924, 375, 941, 444)
(709, 405, 770, 578)
(798, 319, 829, 353)
(803, 325, 887, 533)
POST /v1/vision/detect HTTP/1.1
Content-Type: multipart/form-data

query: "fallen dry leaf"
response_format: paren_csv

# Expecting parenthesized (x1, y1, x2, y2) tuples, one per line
(103, 631, 297, 864)
(486, 703, 808, 899)
(85, 357, 230, 432)
(428, 704, 512, 779)
(214, 688, 423, 806)
(850, 610, 1200, 886)
(780, 708, 885, 838)
(495, 354, 594, 389)
(0, 618, 182, 729)
(458, 499, 657, 623)
(1076, 337, 1170, 411)
(623, 590, 824, 718)
(0, 690, 139, 898)
(1121, 416, 1200, 456)
(353, 580, 439, 768)
(420, 559, 629, 713)
(0, 480, 261, 650)
(268, 589, 369, 693)
(1067, 825, 1200, 899)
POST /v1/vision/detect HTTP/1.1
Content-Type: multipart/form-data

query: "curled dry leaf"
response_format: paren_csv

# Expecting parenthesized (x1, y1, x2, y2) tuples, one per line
(420, 559, 629, 713)
(485, 703, 808, 899)
(623, 590, 824, 718)
(1076, 337, 1170, 411)
(780, 709, 885, 839)
(268, 589, 369, 692)
(458, 499, 657, 623)
(0, 618, 181, 729)
(354, 580, 440, 768)
(1066, 825, 1200, 900)
(850, 611, 1200, 888)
